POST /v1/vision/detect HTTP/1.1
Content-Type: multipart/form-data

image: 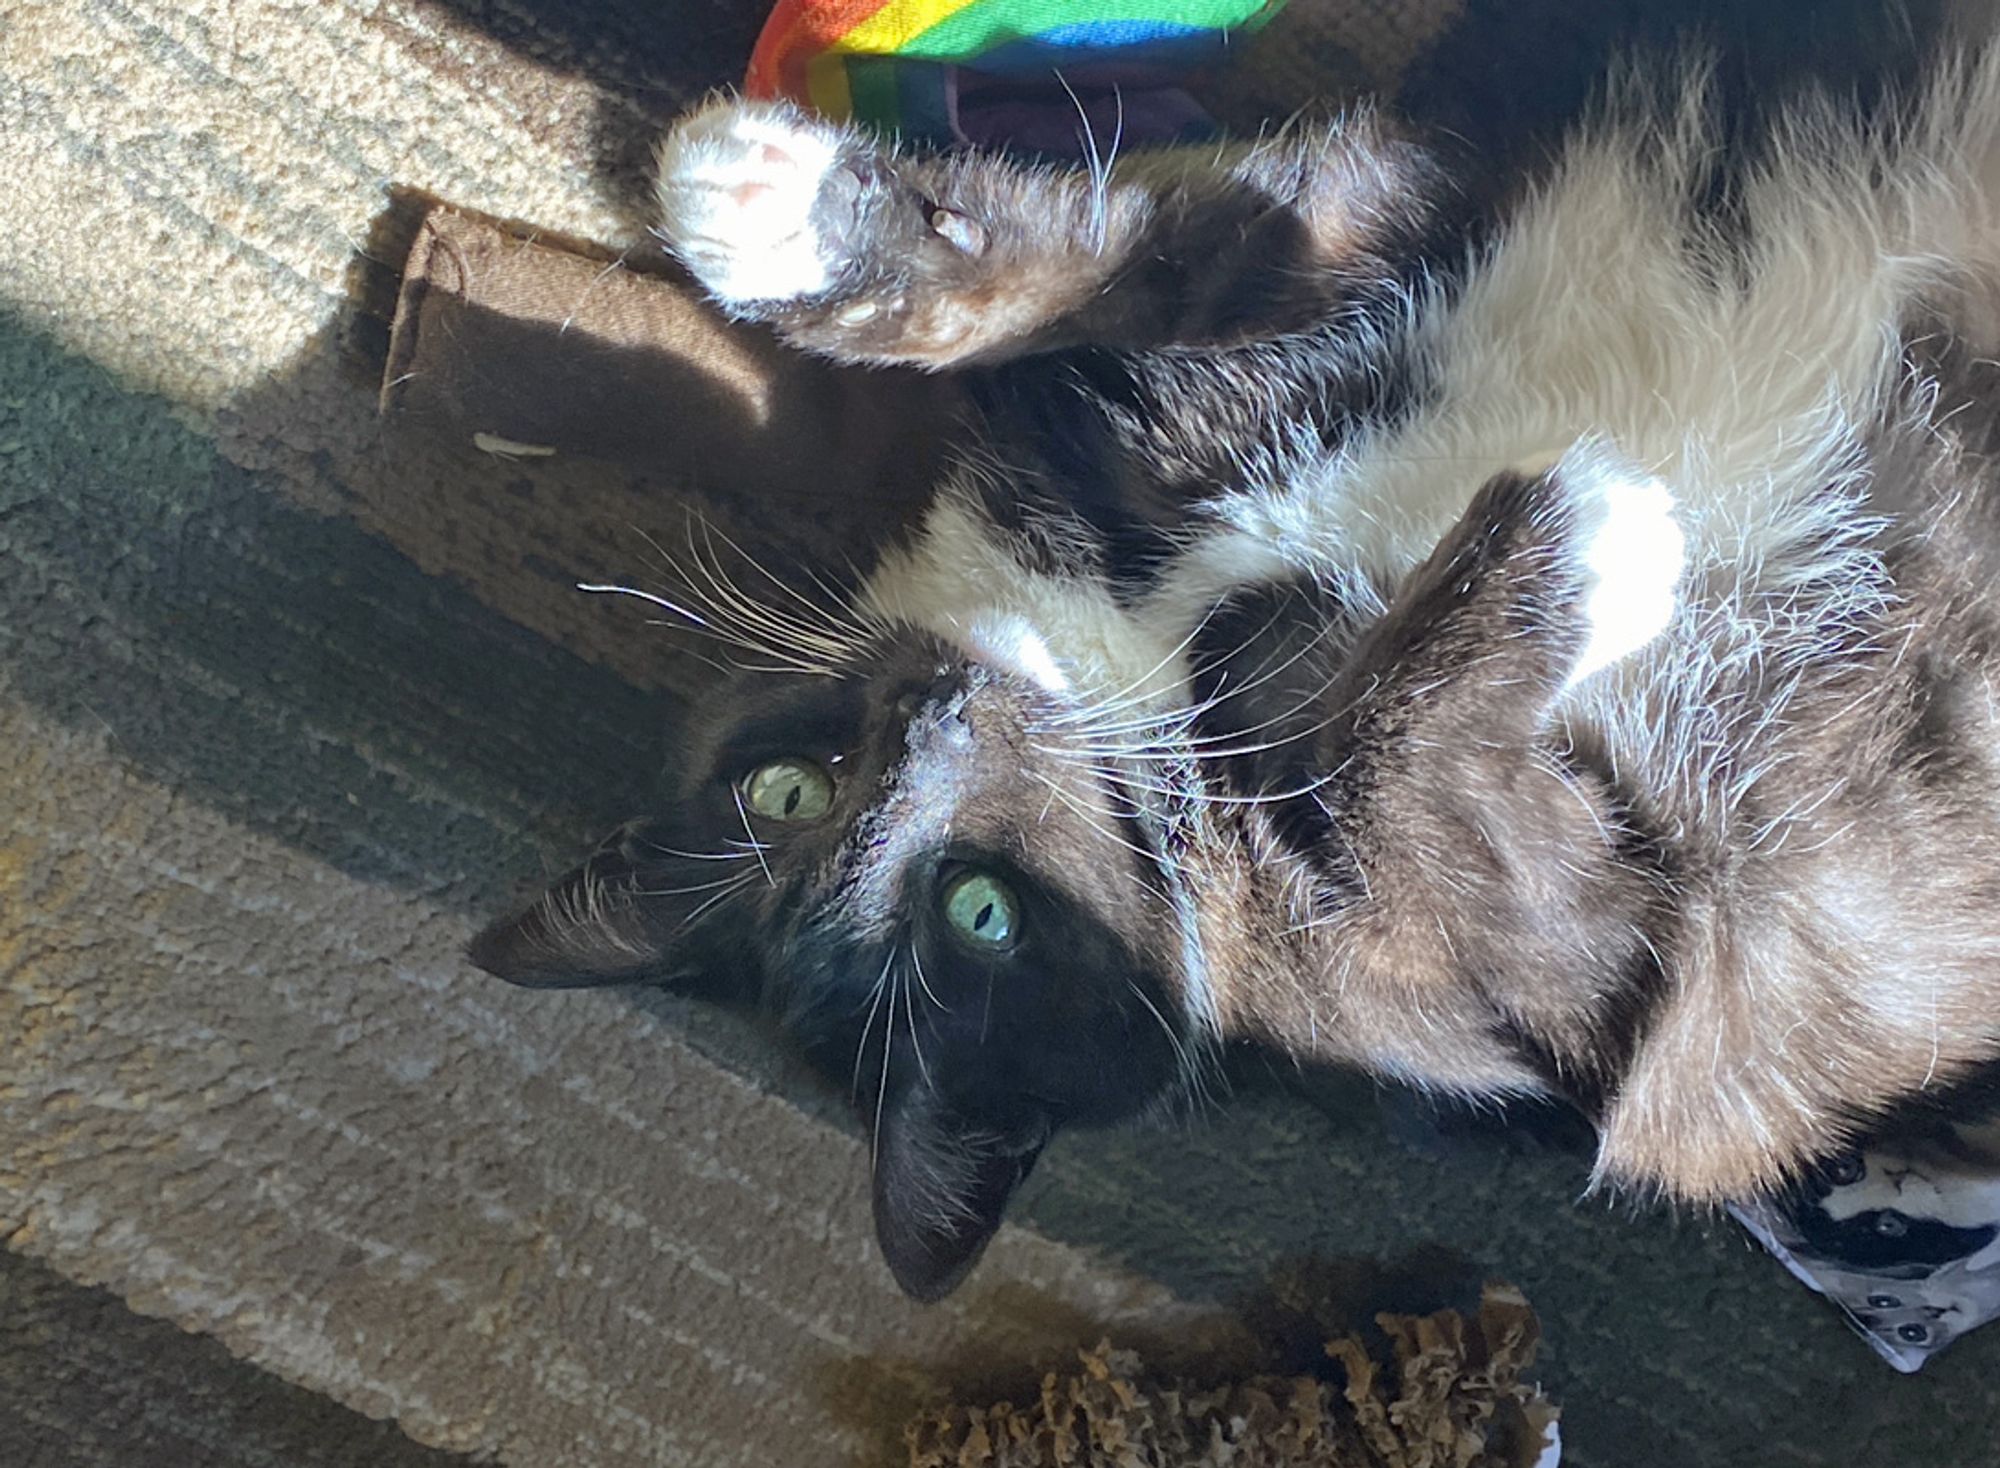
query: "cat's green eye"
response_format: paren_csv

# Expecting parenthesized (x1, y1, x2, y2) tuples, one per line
(741, 759, 835, 822)
(941, 870, 1019, 949)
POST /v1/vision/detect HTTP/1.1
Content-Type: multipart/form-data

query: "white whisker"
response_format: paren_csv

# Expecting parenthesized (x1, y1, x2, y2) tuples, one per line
(670, 870, 759, 933)
(911, 944, 949, 1014)
(901, 953, 934, 1091)
(731, 786, 777, 888)
(853, 947, 896, 1102)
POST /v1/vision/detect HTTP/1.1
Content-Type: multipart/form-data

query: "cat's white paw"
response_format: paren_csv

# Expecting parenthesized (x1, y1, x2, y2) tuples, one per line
(1557, 455, 1685, 684)
(655, 100, 846, 307)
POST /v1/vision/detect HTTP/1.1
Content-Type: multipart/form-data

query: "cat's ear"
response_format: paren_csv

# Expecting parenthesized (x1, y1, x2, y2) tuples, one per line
(871, 1089, 1051, 1302)
(469, 821, 712, 990)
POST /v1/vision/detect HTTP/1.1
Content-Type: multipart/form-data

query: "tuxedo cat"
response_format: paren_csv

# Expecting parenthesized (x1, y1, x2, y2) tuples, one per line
(472, 9, 2000, 1300)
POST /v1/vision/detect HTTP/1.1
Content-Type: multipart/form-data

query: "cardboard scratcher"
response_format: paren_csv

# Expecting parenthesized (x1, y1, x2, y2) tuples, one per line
(380, 204, 960, 526)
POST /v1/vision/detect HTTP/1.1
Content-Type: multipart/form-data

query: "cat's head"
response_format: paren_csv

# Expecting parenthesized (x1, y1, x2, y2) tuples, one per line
(471, 608, 1208, 1300)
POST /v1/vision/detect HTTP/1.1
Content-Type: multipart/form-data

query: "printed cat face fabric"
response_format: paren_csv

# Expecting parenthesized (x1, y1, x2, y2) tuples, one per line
(1733, 1117, 2000, 1371)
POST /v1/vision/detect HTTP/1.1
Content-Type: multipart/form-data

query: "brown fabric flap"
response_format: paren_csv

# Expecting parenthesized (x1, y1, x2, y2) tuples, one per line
(381, 205, 957, 517)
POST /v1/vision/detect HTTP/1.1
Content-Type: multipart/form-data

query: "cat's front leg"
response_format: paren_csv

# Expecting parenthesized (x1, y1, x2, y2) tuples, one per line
(655, 97, 1444, 368)
(1281, 449, 1684, 1098)
(654, 99, 859, 311)
(1334, 445, 1685, 730)
(656, 96, 1072, 367)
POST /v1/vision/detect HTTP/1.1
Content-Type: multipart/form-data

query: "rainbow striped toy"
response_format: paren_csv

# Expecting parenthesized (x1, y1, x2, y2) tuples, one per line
(746, 0, 1287, 152)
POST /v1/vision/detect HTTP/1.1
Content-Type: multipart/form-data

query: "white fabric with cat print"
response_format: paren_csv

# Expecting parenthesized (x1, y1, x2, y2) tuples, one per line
(1733, 1117, 2000, 1371)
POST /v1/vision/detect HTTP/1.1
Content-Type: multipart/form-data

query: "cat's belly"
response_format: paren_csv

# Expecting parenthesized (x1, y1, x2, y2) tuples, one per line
(1180, 48, 2000, 673)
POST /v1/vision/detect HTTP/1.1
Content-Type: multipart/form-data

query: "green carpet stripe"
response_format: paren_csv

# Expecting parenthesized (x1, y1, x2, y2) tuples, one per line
(0, 1249, 476, 1468)
(0, 311, 672, 900)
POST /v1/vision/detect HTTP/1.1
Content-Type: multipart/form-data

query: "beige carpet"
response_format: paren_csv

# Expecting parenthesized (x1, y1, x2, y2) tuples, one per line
(6, 2, 2000, 1466)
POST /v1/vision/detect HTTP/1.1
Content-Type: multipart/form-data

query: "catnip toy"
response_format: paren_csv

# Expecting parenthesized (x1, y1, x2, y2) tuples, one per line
(746, 0, 1288, 153)
(904, 1283, 1560, 1467)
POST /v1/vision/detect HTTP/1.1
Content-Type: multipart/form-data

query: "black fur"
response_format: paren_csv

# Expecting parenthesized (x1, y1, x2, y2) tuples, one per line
(474, 4, 1993, 1299)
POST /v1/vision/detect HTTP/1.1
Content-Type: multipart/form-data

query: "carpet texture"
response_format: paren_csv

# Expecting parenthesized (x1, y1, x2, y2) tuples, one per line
(4, 2, 2000, 1466)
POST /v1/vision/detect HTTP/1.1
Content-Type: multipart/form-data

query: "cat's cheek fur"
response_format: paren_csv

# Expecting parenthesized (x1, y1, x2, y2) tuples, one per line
(654, 98, 848, 307)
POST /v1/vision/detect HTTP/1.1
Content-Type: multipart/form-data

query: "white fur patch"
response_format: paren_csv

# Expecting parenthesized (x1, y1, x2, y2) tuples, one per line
(1559, 455, 1685, 685)
(965, 615, 1070, 693)
(861, 492, 1185, 715)
(655, 100, 843, 306)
